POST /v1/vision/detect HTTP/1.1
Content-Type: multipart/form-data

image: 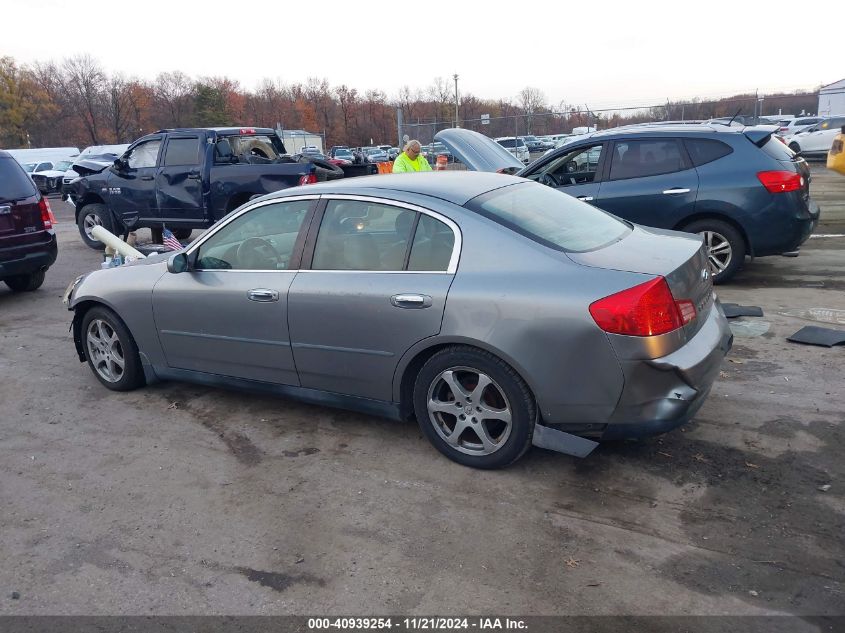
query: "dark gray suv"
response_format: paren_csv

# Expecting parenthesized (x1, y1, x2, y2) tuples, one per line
(438, 125, 820, 283)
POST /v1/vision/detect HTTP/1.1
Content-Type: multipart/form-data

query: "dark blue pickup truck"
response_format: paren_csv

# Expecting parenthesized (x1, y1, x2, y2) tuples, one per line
(72, 127, 339, 248)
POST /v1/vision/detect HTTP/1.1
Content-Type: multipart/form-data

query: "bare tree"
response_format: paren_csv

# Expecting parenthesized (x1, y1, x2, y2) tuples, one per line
(154, 71, 194, 127)
(104, 73, 138, 142)
(60, 55, 107, 145)
(518, 86, 546, 134)
(335, 84, 357, 142)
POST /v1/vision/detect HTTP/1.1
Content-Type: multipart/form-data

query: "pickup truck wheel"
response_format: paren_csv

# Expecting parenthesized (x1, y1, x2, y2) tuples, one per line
(77, 203, 114, 250)
(171, 228, 192, 240)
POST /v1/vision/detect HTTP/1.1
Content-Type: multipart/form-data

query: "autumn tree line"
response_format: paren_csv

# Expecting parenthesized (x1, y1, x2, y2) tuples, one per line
(0, 54, 820, 151)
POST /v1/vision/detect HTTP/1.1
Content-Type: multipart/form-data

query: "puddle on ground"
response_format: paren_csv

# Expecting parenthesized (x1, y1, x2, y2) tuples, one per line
(778, 307, 845, 326)
(728, 320, 771, 338)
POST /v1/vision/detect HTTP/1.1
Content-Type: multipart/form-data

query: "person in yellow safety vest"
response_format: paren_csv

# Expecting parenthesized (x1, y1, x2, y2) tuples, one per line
(392, 140, 433, 173)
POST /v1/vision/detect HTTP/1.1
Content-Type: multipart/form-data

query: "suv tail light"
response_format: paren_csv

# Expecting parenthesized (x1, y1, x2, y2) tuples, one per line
(38, 197, 56, 229)
(297, 173, 318, 186)
(757, 170, 803, 193)
(589, 277, 695, 337)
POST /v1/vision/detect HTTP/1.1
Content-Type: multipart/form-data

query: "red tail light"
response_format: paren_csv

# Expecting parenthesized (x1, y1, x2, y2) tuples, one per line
(38, 197, 56, 229)
(239, 128, 256, 134)
(297, 173, 318, 186)
(757, 170, 802, 193)
(589, 277, 695, 337)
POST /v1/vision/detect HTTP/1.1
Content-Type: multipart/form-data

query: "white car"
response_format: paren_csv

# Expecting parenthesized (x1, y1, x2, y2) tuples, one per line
(775, 116, 823, 137)
(494, 136, 530, 163)
(31, 160, 74, 195)
(785, 116, 845, 157)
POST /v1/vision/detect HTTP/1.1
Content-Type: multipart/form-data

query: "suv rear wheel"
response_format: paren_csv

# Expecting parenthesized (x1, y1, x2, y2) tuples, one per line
(4, 271, 46, 292)
(682, 219, 746, 284)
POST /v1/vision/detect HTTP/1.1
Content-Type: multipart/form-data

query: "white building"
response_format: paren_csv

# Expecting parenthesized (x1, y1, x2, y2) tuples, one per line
(818, 79, 845, 117)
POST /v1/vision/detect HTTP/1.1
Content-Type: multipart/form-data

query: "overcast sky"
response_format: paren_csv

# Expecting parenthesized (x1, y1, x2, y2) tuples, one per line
(5, 0, 840, 109)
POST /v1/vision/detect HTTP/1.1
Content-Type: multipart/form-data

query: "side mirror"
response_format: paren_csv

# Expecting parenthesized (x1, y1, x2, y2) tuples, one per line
(167, 252, 189, 274)
(114, 156, 128, 171)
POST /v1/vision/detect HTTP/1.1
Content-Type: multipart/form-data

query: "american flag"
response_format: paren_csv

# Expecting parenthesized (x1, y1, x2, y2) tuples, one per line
(162, 227, 183, 252)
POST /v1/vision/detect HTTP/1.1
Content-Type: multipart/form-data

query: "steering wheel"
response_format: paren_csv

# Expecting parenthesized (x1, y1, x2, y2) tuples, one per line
(565, 160, 578, 173)
(235, 237, 284, 270)
(539, 172, 560, 187)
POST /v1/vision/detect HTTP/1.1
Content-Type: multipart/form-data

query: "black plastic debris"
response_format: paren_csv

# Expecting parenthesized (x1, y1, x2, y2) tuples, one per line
(787, 326, 845, 347)
(722, 303, 764, 318)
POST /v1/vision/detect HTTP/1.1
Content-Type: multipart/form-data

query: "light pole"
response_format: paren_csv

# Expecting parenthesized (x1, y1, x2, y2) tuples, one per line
(453, 73, 459, 128)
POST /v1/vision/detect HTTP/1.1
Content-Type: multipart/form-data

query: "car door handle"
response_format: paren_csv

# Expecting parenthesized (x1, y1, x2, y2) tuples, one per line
(662, 188, 690, 195)
(141, 175, 154, 181)
(247, 288, 279, 302)
(391, 294, 432, 309)
(576, 195, 594, 201)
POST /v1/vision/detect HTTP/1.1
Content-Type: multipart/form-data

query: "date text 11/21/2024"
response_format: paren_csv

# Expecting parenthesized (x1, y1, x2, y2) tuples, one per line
(307, 618, 528, 630)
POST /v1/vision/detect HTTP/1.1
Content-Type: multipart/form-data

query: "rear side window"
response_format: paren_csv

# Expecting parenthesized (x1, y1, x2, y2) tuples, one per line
(609, 140, 684, 180)
(408, 214, 455, 271)
(466, 182, 629, 253)
(163, 138, 200, 166)
(684, 138, 734, 166)
(759, 136, 796, 161)
(0, 157, 38, 200)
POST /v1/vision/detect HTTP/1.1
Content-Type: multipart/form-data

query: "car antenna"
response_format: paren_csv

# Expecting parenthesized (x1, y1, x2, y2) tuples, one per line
(725, 108, 743, 127)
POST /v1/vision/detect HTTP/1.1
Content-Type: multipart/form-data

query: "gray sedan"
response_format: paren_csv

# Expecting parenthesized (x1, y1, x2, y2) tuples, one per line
(65, 172, 732, 469)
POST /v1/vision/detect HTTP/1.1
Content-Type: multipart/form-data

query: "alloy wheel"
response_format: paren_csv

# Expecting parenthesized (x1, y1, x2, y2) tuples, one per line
(83, 212, 103, 240)
(700, 230, 732, 274)
(86, 319, 126, 383)
(426, 367, 513, 456)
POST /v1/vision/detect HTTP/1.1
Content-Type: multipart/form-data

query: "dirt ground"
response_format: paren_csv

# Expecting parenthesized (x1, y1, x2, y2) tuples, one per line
(0, 165, 842, 619)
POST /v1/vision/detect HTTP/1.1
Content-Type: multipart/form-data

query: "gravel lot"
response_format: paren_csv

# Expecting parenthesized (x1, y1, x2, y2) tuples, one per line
(0, 165, 842, 617)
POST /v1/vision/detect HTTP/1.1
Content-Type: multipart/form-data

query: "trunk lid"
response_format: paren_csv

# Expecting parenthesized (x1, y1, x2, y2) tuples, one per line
(434, 128, 525, 174)
(568, 225, 714, 339)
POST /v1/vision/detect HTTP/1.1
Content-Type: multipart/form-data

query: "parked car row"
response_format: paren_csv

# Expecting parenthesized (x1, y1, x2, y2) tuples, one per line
(783, 116, 845, 158)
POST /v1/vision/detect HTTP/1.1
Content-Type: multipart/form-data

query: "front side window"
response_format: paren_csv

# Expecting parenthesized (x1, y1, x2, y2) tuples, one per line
(466, 182, 629, 253)
(163, 137, 200, 166)
(195, 199, 311, 270)
(609, 139, 684, 180)
(127, 140, 161, 169)
(312, 200, 417, 271)
(534, 144, 604, 187)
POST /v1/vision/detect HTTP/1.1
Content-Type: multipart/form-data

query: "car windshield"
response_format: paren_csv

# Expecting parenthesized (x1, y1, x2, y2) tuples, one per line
(22, 163, 37, 172)
(335, 149, 353, 156)
(466, 182, 630, 252)
(55, 161, 73, 171)
(524, 136, 537, 142)
(497, 139, 517, 148)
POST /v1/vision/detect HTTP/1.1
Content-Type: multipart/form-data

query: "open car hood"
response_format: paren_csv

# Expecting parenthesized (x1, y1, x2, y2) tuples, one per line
(73, 157, 116, 177)
(434, 128, 526, 174)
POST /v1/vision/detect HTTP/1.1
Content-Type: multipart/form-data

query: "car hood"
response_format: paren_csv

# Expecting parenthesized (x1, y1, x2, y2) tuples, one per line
(33, 169, 65, 178)
(434, 128, 526, 174)
(73, 158, 114, 177)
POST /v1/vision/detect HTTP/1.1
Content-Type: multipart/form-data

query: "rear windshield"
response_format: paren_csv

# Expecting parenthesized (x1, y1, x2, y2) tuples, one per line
(0, 157, 39, 200)
(759, 136, 797, 161)
(466, 182, 630, 252)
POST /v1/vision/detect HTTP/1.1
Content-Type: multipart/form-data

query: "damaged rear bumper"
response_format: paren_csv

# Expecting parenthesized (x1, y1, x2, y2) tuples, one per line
(601, 304, 733, 440)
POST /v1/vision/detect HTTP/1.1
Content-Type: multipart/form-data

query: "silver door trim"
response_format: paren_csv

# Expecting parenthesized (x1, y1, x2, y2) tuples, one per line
(184, 194, 321, 261)
(316, 194, 462, 274)
(662, 188, 691, 195)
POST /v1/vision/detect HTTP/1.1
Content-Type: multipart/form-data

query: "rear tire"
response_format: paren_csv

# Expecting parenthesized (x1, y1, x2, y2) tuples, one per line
(4, 270, 46, 292)
(413, 346, 535, 469)
(77, 203, 114, 250)
(682, 219, 746, 284)
(80, 306, 145, 391)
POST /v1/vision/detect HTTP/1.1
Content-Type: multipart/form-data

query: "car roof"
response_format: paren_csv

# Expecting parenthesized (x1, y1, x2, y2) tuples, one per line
(155, 127, 277, 135)
(272, 171, 523, 206)
(566, 124, 762, 141)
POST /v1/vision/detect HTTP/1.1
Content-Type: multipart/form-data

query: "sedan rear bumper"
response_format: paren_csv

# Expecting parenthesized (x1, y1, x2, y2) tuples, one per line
(601, 303, 733, 440)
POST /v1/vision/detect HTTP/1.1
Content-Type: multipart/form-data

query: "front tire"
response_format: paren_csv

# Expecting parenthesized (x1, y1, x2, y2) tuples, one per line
(413, 347, 535, 469)
(81, 306, 145, 391)
(171, 228, 193, 240)
(682, 219, 746, 284)
(4, 270, 46, 292)
(788, 142, 801, 154)
(77, 203, 114, 250)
